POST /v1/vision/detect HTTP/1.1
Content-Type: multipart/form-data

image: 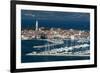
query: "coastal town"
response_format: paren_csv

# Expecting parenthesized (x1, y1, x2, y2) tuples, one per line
(21, 21, 90, 40)
(21, 21, 90, 56)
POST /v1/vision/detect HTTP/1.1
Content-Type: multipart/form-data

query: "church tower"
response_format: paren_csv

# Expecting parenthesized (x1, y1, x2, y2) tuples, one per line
(35, 20, 39, 39)
(35, 20, 38, 31)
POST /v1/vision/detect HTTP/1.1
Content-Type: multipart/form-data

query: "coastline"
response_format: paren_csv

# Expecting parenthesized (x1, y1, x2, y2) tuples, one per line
(26, 53, 90, 57)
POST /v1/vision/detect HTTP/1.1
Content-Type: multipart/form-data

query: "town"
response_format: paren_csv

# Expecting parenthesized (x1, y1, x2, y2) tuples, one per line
(21, 21, 90, 56)
(21, 21, 90, 40)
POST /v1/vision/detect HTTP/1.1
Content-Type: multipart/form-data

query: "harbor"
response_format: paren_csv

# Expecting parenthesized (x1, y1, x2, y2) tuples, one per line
(22, 20, 90, 58)
(21, 11, 90, 62)
(26, 42, 90, 57)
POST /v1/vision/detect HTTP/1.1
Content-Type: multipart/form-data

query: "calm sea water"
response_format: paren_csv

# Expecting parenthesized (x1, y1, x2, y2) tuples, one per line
(21, 39, 90, 63)
(21, 10, 90, 63)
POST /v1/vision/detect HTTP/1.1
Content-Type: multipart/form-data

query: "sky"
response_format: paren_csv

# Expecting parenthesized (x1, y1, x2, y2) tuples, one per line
(21, 10, 90, 30)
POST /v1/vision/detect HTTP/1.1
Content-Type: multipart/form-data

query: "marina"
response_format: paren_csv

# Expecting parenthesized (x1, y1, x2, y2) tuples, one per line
(26, 42, 90, 56)
(33, 39, 64, 48)
(21, 11, 90, 63)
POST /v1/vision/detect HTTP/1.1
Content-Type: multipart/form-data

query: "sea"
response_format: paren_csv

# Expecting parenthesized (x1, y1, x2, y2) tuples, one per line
(21, 10, 90, 63)
(21, 39, 90, 63)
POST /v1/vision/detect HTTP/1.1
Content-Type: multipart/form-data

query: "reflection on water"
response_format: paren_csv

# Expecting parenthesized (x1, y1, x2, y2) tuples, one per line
(21, 39, 90, 63)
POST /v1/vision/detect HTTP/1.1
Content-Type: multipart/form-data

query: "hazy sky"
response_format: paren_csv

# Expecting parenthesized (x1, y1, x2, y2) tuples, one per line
(21, 10, 90, 30)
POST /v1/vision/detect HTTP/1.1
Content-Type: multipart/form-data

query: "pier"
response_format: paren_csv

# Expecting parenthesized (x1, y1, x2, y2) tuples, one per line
(28, 44, 90, 56)
(33, 39, 64, 48)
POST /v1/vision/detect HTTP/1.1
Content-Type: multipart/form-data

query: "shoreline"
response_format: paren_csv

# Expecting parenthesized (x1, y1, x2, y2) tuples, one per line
(26, 53, 90, 57)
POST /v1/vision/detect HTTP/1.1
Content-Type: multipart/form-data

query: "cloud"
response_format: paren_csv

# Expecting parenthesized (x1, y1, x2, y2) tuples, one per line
(24, 14, 35, 17)
(21, 10, 90, 22)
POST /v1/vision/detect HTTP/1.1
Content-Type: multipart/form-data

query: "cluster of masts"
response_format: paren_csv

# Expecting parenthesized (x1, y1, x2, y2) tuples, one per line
(22, 20, 90, 56)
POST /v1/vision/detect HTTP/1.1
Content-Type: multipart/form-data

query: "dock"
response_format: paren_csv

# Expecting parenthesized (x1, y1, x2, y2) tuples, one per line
(33, 39, 64, 48)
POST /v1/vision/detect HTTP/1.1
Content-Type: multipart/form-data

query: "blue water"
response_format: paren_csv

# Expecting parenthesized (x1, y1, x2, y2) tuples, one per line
(21, 39, 90, 63)
(21, 55, 90, 63)
(21, 10, 90, 63)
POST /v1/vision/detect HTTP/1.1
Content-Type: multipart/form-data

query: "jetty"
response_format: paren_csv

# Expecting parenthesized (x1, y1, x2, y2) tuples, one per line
(26, 53, 90, 57)
(33, 39, 64, 48)
(27, 44, 90, 56)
